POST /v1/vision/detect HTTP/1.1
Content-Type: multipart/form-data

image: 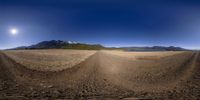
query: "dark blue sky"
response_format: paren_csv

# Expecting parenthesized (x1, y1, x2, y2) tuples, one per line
(0, 0, 200, 49)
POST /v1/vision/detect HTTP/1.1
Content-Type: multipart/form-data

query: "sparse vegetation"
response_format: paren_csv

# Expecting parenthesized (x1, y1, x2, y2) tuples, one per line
(63, 43, 105, 50)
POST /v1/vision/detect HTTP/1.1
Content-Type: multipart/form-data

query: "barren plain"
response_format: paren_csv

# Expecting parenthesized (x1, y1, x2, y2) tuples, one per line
(0, 50, 199, 99)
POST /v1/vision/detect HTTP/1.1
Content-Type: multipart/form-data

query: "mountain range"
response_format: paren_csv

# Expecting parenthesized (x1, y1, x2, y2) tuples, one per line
(12, 40, 188, 51)
(13, 40, 104, 50)
(120, 46, 187, 51)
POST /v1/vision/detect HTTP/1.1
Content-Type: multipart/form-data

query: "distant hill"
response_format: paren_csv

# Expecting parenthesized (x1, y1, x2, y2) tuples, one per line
(13, 40, 105, 50)
(121, 46, 187, 51)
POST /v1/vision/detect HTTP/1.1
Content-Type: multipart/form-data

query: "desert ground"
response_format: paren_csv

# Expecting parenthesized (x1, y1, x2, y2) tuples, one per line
(0, 50, 199, 99)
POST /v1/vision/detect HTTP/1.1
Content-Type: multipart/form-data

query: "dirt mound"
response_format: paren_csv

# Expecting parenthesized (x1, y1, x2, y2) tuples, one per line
(0, 51, 199, 99)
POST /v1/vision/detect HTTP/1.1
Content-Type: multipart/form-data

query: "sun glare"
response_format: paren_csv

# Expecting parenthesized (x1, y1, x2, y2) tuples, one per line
(10, 28, 18, 35)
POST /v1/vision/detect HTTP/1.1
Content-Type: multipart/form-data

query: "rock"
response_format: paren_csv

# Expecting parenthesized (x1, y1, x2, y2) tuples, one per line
(53, 90, 60, 94)
(30, 87, 34, 91)
(47, 85, 54, 88)
(15, 84, 19, 87)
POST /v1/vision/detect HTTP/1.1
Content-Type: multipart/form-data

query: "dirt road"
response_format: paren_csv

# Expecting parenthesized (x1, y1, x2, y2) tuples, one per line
(0, 51, 200, 99)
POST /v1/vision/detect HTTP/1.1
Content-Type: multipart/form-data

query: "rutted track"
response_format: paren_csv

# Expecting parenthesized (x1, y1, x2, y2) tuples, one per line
(0, 51, 199, 99)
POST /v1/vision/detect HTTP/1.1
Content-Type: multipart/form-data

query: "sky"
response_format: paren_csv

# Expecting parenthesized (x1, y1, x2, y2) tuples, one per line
(0, 0, 200, 49)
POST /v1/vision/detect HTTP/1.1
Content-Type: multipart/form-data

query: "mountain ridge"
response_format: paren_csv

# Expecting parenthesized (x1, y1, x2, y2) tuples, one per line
(13, 40, 105, 50)
(11, 40, 188, 51)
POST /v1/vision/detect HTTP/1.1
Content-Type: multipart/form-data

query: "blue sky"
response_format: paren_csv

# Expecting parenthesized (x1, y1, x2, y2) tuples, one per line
(0, 0, 200, 49)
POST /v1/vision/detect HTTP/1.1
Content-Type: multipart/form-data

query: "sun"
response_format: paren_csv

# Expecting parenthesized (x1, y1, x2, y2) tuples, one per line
(10, 28, 18, 35)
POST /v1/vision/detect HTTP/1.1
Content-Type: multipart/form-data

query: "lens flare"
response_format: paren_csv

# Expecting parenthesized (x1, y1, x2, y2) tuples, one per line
(10, 28, 18, 35)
